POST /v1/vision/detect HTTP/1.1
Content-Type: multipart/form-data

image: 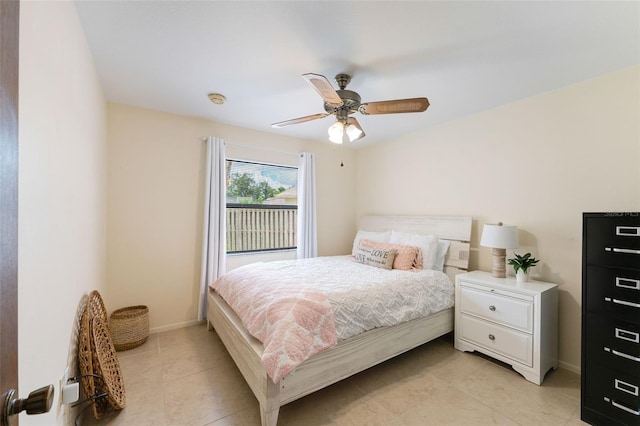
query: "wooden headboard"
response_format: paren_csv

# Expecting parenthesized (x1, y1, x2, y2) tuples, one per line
(358, 215, 473, 282)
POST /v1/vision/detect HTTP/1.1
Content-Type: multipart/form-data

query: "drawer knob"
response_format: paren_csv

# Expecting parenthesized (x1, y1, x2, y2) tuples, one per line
(489, 305, 496, 312)
(488, 334, 495, 341)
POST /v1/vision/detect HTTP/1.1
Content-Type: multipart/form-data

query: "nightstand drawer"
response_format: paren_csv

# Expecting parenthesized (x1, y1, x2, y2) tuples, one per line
(459, 285, 533, 333)
(458, 314, 533, 366)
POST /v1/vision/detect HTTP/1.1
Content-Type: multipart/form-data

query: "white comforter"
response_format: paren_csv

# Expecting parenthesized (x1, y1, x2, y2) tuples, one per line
(214, 255, 454, 342)
(291, 256, 454, 340)
(212, 256, 454, 381)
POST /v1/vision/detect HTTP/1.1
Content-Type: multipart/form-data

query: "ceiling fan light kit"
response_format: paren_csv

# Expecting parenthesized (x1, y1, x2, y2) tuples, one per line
(328, 120, 365, 144)
(327, 103, 365, 144)
(272, 73, 429, 143)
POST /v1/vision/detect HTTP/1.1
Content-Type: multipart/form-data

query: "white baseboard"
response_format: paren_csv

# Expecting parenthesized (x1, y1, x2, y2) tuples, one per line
(149, 319, 205, 334)
(558, 359, 581, 375)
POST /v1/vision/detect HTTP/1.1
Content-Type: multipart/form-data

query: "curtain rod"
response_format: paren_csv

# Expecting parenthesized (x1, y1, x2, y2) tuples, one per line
(201, 137, 300, 157)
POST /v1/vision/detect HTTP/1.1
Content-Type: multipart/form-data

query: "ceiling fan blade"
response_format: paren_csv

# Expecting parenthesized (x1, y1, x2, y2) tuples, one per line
(346, 117, 366, 142)
(271, 113, 329, 128)
(302, 73, 344, 107)
(359, 97, 429, 115)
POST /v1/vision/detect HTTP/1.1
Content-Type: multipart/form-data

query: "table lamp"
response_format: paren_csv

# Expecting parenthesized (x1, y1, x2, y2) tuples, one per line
(480, 222, 519, 278)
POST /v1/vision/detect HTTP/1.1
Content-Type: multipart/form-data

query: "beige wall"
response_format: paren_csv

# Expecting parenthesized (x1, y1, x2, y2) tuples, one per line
(355, 66, 640, 372)
(18, 2, 107, 424)
(106, 104, 357, 332)
(18, 4, 636, 403)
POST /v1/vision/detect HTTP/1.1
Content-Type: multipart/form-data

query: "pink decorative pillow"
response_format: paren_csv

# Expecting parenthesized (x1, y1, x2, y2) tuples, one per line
(359, 239, 422, 270)
(389, 232, 438, 270)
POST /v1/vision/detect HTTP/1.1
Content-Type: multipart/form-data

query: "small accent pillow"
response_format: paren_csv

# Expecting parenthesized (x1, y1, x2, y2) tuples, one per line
(389, 231, 440, 270)
(351, 230, 391, 256)
(359, 239, 421, 270)
(353, 241, 397, 270)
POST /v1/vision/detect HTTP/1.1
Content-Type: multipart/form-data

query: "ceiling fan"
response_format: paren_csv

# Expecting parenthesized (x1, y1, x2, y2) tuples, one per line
(271, 73, 430, 144)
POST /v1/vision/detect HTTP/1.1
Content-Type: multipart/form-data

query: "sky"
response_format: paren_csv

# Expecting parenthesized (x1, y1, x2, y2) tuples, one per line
(228, 160, 297, 190)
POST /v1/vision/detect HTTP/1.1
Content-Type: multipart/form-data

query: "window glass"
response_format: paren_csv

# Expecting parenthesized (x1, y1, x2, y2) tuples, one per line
(226, 160, 298, 253)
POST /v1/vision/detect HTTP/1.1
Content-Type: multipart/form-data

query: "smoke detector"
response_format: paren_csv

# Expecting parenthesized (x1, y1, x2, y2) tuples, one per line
(208, 93, 226, 105)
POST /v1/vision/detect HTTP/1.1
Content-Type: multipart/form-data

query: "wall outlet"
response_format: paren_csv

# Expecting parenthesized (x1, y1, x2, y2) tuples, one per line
(57, 367, 70, 409)
(61, 382, 79, 405)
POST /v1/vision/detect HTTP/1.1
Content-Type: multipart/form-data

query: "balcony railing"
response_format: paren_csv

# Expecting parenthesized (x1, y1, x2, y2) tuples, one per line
(226, 204, 297, 253)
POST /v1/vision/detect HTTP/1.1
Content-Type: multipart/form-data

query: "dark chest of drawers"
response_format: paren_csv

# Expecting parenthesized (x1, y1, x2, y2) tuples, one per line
(582, 213, 640, 425)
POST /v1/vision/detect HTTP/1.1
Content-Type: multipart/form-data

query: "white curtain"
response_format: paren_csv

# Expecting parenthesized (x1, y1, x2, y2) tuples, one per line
(297, 152, 318, 259)
(198, 137, 226, 321)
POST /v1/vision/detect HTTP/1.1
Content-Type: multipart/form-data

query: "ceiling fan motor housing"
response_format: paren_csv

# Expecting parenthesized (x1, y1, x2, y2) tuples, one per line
(324, 89, 361, 114)
(271, 72, 429, 137)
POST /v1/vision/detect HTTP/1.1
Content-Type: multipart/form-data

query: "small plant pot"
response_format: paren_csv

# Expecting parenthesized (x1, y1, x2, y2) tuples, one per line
(516, 270, 529, 282)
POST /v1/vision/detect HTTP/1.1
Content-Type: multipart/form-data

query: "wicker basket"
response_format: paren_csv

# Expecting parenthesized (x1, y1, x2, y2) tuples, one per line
(109, 306, 149, 351)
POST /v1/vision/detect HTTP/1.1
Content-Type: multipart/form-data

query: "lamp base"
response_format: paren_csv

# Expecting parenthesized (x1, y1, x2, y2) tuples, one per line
(491, 248, 507, 278)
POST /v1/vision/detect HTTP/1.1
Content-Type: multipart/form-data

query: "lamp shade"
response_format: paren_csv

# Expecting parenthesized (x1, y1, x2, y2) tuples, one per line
(345, 118, 365, 142)
(327, 121, 345, 144)
(480, 223, 519, 249)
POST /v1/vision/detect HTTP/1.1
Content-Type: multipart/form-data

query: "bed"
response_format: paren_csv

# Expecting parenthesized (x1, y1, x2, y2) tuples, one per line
(207, 215, 472, 426)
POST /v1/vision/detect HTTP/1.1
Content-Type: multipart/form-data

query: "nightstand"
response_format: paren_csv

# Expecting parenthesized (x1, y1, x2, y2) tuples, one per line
(454, 270, 558, 385)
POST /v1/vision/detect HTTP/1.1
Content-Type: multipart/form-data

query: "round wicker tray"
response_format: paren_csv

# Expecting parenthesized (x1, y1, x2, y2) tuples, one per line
(78, 303, 103, 418)
(88, 289, 108, 325)
(110, 305, 149, 351)
(91, 313, 126, 411)
(77, 290, 126, 419)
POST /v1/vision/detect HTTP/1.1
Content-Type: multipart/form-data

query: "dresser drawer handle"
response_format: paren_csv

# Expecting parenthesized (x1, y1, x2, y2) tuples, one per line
(616, 328, 640, 343)
(616, 277, 640, 291)
(604, 398, 640, 416)
(605, 297, 640, 309)
(605, 247, 640, 255)
(615, 379, 639, 396)
(617, 226, 640, 237)
(605, 347, 640, 362)
(489, 305, 496, 312)
(488, 334, 495, 341)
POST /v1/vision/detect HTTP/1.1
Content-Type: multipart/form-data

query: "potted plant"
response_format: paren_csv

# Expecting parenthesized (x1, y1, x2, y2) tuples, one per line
(507, 252, 540, 282)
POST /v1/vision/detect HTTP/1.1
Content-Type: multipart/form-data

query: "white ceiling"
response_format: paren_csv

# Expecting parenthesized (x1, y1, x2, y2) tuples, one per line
(74, 1, 639, 147)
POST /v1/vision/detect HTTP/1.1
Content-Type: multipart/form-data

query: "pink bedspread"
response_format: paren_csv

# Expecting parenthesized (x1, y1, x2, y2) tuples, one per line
(211, 266, 337, 383)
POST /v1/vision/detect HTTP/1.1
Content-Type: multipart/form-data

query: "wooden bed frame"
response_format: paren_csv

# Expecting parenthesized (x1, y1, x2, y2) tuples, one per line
(207, 215, 472, 426)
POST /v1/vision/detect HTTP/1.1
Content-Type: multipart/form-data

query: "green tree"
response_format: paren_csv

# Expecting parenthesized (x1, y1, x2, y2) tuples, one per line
(254, 181, 277, 203)
(227, 173, 285, 203)
(227, 173, 255, 198)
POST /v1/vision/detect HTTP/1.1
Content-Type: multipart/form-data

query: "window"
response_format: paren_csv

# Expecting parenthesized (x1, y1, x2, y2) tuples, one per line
(225, 159, 298, 253)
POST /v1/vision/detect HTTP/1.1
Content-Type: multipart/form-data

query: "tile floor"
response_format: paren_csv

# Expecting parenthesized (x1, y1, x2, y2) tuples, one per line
(83, 324, 585, 426)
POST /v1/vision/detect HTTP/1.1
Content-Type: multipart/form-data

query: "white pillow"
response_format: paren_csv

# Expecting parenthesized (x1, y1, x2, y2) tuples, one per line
(352, 230, 391, 255)
(433, 239, 451, 272)
(389, 231, 439, 270)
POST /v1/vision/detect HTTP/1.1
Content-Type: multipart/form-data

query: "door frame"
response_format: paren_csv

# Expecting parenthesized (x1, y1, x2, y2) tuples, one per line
(0, 0, 20, 423)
